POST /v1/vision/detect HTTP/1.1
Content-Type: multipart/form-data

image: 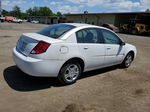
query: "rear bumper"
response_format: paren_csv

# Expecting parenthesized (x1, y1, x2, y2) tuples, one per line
(13, 48, 65, 77)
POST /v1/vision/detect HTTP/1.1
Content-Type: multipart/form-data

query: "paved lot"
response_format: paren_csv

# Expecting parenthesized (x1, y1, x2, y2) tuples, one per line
(0, 22, 150, 112)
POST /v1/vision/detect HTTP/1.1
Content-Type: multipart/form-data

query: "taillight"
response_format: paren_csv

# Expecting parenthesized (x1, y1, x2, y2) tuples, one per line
(30, 41, 50, 54)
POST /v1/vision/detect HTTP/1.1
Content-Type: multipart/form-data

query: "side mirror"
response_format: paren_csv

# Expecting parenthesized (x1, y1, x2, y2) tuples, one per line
(120, 41, 125, 46)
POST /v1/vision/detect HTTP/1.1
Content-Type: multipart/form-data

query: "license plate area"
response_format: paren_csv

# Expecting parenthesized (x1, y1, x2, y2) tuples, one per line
(16, 36, 38, 56)
(18, 40, 27, 52)
(20, 41, 27, 51)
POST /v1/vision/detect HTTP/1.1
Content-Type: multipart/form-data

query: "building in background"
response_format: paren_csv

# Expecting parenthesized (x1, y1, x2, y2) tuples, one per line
(27, 12, 150, 29)
(28, 16, 66, 24)
(65, 12, 150, 27)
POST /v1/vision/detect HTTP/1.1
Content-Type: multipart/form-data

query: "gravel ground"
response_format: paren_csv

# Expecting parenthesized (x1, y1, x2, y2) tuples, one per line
(0, 22, 150, 112)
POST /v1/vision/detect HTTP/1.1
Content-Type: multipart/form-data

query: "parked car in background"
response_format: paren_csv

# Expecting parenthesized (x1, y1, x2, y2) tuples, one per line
(13, 23, 137, 85)
(4, 16, 23, 23)
(102, 24, 119, 33)
(22, 19, 27, 22)
(13, 18, 23, 23)
(5, 16, 14, 22)
(0, 16, 5, 22)
(31, 20, 39, 23)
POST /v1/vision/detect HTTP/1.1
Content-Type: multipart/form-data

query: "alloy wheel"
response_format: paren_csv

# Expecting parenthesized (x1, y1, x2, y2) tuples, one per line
(64, 64, 80, 82)
(125, 54, 133, 67)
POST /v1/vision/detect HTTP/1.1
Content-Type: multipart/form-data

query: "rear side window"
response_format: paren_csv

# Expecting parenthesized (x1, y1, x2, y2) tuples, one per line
(37, 24, 75, 39)
(76, 28, 104, 44)
(101, 29, 121, 44)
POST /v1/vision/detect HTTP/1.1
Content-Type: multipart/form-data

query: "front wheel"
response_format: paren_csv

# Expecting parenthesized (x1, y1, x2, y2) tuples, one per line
(121, 53, 133, 68)
(58, 61, 81, 85)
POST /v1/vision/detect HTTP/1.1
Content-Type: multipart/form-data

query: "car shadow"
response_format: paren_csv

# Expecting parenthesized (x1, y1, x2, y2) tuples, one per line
(80, 65, 118, 79)
(3, 66, 63, 92)
(3, 65, 119, 92)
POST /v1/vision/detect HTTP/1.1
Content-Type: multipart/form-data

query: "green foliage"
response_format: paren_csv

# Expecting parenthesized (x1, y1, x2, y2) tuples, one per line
(2, 6, 26, 19)
(2, 10, 9, 16)
(26, 8, 33, 16)
(52, 13, 57, 16)
(2, 6, 62, 19)
(26, 6, 53, 16)
(145, 9, 150, 12)
(57, 11, 62, 17)
(11, 6, 21, 18)
(21, 13, 28, 19)
(39, 7, 53, 16)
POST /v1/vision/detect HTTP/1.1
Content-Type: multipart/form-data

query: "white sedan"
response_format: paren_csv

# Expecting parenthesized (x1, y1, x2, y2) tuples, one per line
(31, 20, 39, 23)
(13, 23, 137, 84)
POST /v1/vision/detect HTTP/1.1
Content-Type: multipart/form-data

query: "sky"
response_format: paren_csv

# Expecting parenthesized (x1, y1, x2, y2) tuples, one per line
(1, 0, 150, 13)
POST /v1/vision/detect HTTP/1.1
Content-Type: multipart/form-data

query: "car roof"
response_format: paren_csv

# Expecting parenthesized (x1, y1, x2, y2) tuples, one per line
(62, 23, 100, 28)
(60, 23, 117, 40)
(61, 23, 115, 33)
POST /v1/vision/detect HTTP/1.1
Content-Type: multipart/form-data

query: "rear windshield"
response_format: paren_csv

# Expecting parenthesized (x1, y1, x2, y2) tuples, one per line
(37, 24, 75, 39)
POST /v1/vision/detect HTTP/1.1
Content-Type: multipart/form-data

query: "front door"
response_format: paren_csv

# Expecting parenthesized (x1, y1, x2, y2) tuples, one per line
(101, 29, 125, 66)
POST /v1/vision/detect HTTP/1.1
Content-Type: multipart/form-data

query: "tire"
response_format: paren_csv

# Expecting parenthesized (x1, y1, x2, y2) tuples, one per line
(121, 53, 133, 68)
(58, 61, 81, 85)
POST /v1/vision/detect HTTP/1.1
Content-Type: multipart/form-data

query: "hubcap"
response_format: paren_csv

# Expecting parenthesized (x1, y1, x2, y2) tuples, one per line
(64, 64, 79, 82)
(125, 55, 132, 67)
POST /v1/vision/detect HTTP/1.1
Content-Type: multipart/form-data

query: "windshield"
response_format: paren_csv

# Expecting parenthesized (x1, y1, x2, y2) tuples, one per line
(37, 24, 75, 39)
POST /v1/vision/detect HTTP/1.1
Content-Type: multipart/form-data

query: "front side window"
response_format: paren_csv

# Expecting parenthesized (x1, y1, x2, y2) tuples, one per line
(76, 28, 103, 44)
(37, 24, 75, 39)
(101, 29, 121, 44)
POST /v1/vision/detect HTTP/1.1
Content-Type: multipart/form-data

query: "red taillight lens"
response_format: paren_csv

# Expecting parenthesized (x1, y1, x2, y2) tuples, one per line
(30, 41, 50, 54)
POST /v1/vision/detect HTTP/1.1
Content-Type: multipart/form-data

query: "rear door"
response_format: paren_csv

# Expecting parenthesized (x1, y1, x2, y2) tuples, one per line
(76, 28, 105, 71)
(101, 29, 125, 66)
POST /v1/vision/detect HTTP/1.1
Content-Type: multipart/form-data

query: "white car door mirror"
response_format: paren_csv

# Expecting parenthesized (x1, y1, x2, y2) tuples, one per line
(120, 41, 126, 46)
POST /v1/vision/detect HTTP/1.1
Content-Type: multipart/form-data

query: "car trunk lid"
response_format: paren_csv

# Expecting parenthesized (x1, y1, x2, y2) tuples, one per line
(16, 33, 60, 56)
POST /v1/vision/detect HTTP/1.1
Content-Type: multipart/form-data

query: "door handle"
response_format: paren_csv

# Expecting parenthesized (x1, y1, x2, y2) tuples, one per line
(84, 47, 88, 50)
(107, 47, 111, 50)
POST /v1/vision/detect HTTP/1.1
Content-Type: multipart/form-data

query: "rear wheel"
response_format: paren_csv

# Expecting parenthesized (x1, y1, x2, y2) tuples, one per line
(58, 61, 81, 85)
(121, 53, 133, 68)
